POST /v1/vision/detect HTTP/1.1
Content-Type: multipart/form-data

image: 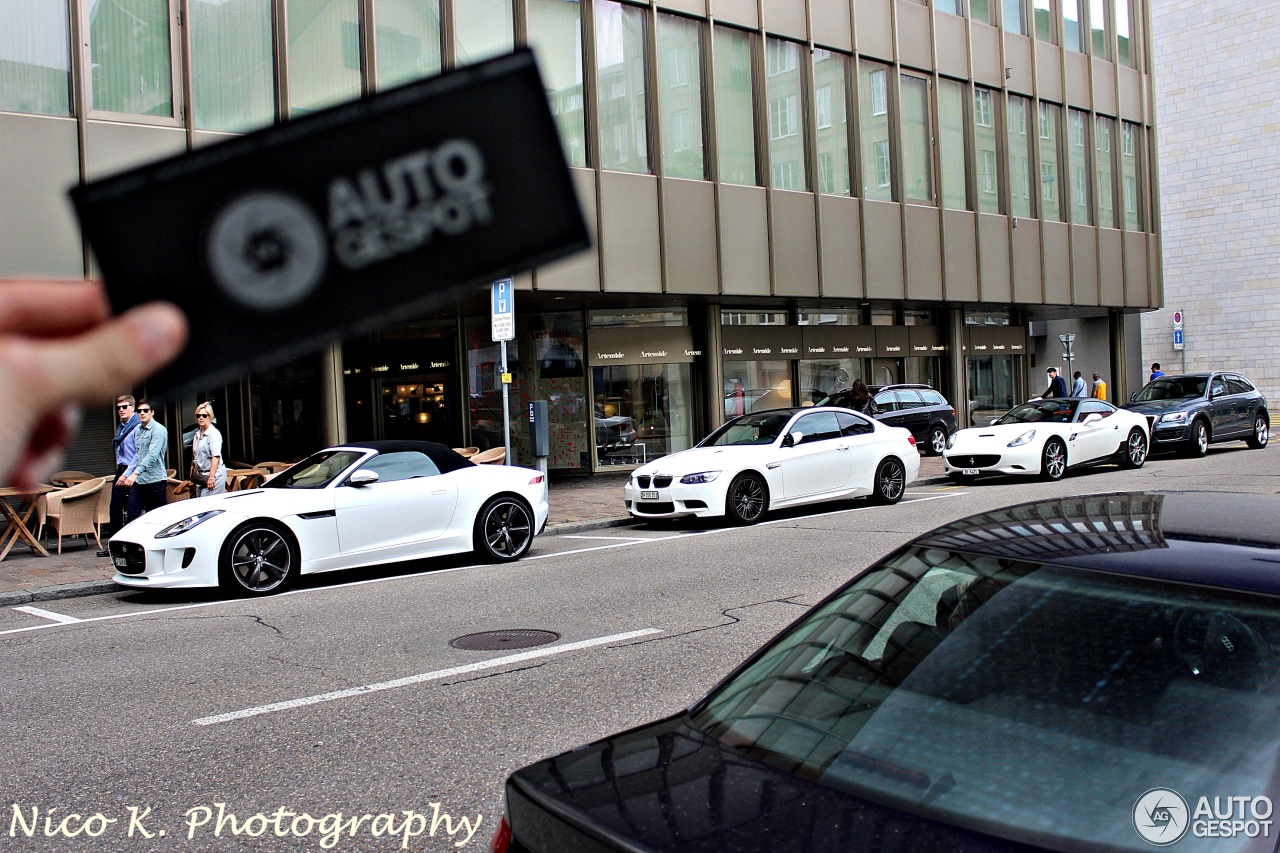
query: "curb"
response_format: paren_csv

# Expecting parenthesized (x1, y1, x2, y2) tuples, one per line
(0, 579, 120, 607)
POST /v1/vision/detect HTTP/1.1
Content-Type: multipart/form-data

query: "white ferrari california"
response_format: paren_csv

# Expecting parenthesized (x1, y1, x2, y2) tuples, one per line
(943, 397, 1149, 483)
(623, 407, 921, 525)
(108, 440, 549, 595)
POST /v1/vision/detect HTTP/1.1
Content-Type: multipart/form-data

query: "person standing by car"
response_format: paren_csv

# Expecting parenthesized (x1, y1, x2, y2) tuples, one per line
(1070, 371, 1088, 397)
(1040, 367, 1068, 399)
(191, 401, 225, 496)
(846, 378, 878, 415)
(120, 398, 168, 518)
(1150, 362, 1164, 381)
(99, 394, 140, 555)
(1092, 372, 1108, 401)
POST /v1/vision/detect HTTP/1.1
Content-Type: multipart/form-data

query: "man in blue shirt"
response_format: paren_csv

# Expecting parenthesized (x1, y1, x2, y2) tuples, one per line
(1150, 362, 1165, 381)
(100, 394, 139, 555)
(120, 398, 168, 519)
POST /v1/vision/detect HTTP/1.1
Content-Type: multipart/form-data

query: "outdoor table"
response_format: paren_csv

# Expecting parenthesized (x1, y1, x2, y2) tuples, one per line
(0, 484, 56, 560)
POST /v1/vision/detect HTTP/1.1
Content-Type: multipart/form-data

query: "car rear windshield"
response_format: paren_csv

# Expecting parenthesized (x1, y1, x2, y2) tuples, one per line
(700, 413, 792, 447)
(263, 450, 365, 489)
(1135, 377, 1208, 401)
(691, 543, 1280, 850)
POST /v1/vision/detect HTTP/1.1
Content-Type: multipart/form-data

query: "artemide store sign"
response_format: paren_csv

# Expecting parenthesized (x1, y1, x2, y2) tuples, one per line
(587, 326, 698, 366)
(966, 325, 1028, 354)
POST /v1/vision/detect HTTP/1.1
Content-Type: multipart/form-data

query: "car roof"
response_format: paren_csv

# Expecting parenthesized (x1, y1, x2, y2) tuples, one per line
(1149, 372, 1213, 380)
(912, 491, 1280, 596)
(334, 440, 475, 473)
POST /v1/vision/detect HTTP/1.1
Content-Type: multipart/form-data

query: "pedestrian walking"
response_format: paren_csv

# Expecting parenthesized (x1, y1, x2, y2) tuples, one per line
(190, 401, 226, 496)
(100, 394, 139, 556)
(1040, 367, 1068, 399)
(1070, 371, 1088, 397)
(845, 378, 879, 415)
(1092, 372, 1108, 401)
(121, 398, 169, 519)
(1150, 362, 1164, 381)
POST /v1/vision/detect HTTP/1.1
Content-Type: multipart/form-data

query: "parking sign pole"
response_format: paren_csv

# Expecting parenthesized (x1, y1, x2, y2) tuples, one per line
(492, 280, 515, 464)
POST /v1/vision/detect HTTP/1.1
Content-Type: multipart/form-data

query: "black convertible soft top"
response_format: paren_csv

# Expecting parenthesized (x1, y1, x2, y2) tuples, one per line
(340, 440, 475, 474)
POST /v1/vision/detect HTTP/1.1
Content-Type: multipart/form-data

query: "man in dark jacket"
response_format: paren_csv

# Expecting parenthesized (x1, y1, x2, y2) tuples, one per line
(99, 394, 139, 556)
(1041, 367, 1068, 399)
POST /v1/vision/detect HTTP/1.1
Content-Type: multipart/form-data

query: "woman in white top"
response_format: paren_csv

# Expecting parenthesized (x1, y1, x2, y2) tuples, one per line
(191, 401, 226, 496)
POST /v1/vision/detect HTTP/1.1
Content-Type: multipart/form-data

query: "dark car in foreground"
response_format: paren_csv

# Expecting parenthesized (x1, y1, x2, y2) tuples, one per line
(818, 384, 958, 455)
(1123, 372, 1269, 456)
(494, 491, 1280, 853)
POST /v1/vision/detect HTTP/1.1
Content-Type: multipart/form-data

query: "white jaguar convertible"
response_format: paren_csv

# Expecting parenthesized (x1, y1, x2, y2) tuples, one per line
(943, 397, 1149, 483)
(624, 407, 920, 524)
(108, 441, 549, 595)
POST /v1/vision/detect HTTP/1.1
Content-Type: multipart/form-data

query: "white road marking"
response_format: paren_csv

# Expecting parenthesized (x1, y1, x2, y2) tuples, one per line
(559, 535, 649, 541)
(11, 605, 82, 624)
(0, 491, 969, 638)
(192, 628, 663, 726)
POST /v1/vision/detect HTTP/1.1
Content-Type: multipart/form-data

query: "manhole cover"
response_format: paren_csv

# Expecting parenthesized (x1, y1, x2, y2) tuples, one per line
(449, 629, 561, 651)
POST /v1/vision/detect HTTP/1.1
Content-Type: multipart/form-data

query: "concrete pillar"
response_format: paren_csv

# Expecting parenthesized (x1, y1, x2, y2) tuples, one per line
(321, 343, 346, 447)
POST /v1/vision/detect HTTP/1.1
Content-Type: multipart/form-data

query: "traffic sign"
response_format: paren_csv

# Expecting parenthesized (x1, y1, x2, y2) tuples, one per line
(1173, 310, 1183, 331)
(1173, 329, 1184, 351)
(492, 278, 514, 342)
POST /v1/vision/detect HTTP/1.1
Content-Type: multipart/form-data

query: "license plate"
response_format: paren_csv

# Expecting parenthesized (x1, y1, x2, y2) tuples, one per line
(641, 490, 659, 500)
(961, 468, 979, 476)
(112, 556, 127, 568)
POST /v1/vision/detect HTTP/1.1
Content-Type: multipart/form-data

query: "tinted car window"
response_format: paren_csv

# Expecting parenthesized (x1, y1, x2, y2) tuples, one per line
(894, 390, 925, 409)
(836, 411, 874, 437)
(358, 451, 441, 482)
(264, 450, 365, 489)
(1075, 401, 1114, 421)
(922, 390, 946, 406)
(701, 413, 792, 447)
(1226, 376, 1252, 395)
(793, 411, 841, 444)
(1133, 377, 1207, 401)
(873, 392, 896, 412)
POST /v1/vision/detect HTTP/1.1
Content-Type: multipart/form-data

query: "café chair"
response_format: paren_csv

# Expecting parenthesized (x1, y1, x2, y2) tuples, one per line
(42, 477, 108, 553)
(453, 447, 480, 458)
(471, 447, 506, 465)
(49, 469, 94, 488)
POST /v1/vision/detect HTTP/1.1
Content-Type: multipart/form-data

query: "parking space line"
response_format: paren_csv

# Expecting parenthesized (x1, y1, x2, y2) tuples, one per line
(559, 535, 650, 541)
(11, 605, 82, 624)
(192, 628, 663, 726)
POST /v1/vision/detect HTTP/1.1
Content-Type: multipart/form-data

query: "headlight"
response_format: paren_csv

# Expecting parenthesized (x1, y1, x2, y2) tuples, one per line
(1007, 429, 1036, 448)
(946, 432, 957, 449)
(156, 510, 224, 539)
(680, 471, 721, 485)
(1159, 411, 1188, 424)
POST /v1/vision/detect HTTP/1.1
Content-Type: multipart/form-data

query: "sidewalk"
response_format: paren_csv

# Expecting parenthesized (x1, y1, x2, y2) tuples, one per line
(0, 457, 946, 605)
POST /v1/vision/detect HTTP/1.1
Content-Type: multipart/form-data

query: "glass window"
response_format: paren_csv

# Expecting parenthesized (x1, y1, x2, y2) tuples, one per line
(191, 0, 275, 132)
(967, 354, 1018, 423)
(936, 0, 964, 16)
(287, 0, 361, 116)
(860, 62, 893, 201)
(1004, 0, 1028, 35)
(1121, 121, 1143, 231)
(767, 38, 806, 191)
(714, 26, 757, 186)
(798, 309, 862, 325)
(974, 87, 999, 213)
(455, 0, 513, 67)
(901, 75, 933, 204)
(800, 359, 867, 404)
(1068, 108, 1092, 225)
(971, 0, 993, 25)
(1063, 0, 1083, 51)
(359, 451, 441, 482)
(1039, 103, 1064, 222)
(1033, 0, 1057, 43)
(0, 0, 72, 116)
(1116, 0, 1134, 67)
(90, 0, 174, 117)
(1008, 95, 1033, 218)
(657, 13, 704, 180)
(1095, 115, 1116, 227)
(530, 0, 586, 167)
(723, 361, 793, 416)
(793, 411, 841, 444)
(373, 0, 442, 89)
(594, 364, 694, 467)
(938, 79, 968, 210)
(1090, 0, 1110, 60)
(590, 307, 687, 327)
(813, 49, 850, 197)
(596, 1, 650, 174)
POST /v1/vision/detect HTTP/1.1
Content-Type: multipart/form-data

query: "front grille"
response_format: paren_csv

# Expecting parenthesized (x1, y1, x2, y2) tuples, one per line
(653, 475, 673, 488)
(635, 502, 675, 515)
(949, 454, 1001, 468)
(636, 475, 650, 488)
(109, 541, 146, 574)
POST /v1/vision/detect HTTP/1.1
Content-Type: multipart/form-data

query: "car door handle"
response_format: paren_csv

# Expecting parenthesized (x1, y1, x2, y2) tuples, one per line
(837, 445, 850, 451)
(767, 462, 780, 469)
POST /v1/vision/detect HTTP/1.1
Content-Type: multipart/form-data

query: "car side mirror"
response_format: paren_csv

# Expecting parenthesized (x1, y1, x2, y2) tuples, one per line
(989, 418, 1000, 426)
(783, 431, 802, 447)
(1083, 413, 1103, 426)
(347, 470, 379, 487)
(1130, 392, 1138, 402)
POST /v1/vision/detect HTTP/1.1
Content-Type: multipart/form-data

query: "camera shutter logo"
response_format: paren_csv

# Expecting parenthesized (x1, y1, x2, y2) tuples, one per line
(1134, 788, 1190, 845)
(207, 191, 327, 311)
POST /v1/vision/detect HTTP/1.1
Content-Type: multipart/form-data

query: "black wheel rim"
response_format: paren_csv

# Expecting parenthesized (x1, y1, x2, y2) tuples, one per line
(879, 460, 905, 501)
(732, 477, 765, 521)
(1045, 442, 1066, 479)
(931, 429, 947, 455)
(230, 528, 291, 592)
(1128, 431, 1147, 465)
(484, 501, 532, 557)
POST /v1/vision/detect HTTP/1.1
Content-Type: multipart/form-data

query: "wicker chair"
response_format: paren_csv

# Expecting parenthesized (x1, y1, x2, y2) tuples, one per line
(452, 447, 480, 458)
(93, 475, 113, 541)
(471, 447, 506, 464)
(166, 477, 194, 502)
(49, 469, 94, 487)
(42, 477, 108, 553)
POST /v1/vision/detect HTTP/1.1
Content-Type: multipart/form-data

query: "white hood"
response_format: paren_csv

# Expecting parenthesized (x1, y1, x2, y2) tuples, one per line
(636, 445, 773, 477)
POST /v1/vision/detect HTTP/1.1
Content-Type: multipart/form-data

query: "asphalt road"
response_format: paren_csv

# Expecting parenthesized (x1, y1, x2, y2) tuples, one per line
(2, 443, 1277, 852)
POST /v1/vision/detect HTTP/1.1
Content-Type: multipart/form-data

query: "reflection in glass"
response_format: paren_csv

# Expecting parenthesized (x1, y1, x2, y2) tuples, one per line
(530, 0, 586, 167)
(596, 0, 649, 174)
(593, 364, 694, 467)
(1068, 108, 1092, 225)
(1033, 0, 1056, 43)
(938, 79, 968, 210)
(1095, 116, 1116, 228)
(90, 0, 173, 116)
(1008, 95, 1033, 218)
(971, 0, 993, 25)
(859, 63, 893, 201)
(1039, 103, 1063, 222)
(1116, 0, 1134, 67)
(192, 0, 274, 131)
(974, 88, 999, 213)
(1090, 0, 1109, 59)
(1063, 0, 1083, 51)
(714, 26, 757, 186)
(0, 0, 72, 115)
(287, 0, 361, 115)
(801, 359, 867, 404)
(967, 354, 1017, 424)
(901, 75, 933, 203)
(767, 38, 806, 190)
(374, 0, 442, 89)
(813, 49, 850, 196)
(1004, 0, 1028, 35)
(657, 14, 704, 180)
(724, 360, 793, 416)
(455, 0, 513, 67)
(1121, 122, 1143, 230)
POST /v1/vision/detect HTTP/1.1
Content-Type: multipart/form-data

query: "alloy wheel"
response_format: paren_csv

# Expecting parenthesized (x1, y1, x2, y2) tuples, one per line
(229, 527, 293, 593)
(875, 459, 906, 504)
(1043, 441, 1066, 480)
(483, 500, 533, 559)
(1126, 430, 1148, 467)
(730, 475, 766, 523)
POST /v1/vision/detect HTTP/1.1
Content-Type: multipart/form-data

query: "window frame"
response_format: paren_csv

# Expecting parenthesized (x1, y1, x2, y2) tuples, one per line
(79, 0, 184, 126)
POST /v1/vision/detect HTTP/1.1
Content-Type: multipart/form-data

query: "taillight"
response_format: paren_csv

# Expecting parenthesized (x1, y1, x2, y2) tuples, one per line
(908, 436, 917, 446)
(490, 815, 512, 853)
(528, 474, 545, 485)
(950, 407, 956, 417)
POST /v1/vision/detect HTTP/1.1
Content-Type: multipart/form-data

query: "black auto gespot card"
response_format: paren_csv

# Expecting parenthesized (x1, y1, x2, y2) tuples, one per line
(71, 49, 588, 399)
